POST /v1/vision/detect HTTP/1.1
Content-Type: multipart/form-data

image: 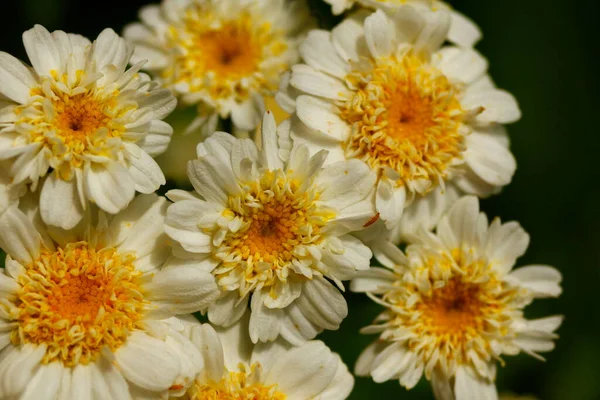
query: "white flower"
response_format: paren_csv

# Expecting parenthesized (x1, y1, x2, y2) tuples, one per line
(180, 315, 354, 399)
(0, 194, 220, 400)
(124, 0, 313, 133)
(0, 25, 176, 230)
(351, 196, 563, 400)
(322, 0, 481, 47)
(165, 112, 376, 344)
(279, 8, 521, 238)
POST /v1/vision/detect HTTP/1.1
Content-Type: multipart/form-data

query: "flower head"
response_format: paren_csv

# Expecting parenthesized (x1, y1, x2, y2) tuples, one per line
(165, 112, 376, 344)
(124, 0, 312, 132)
(181, 315, 354, 399)
(0, 25, 176, 229)
(322, 0, 481, 47)
(279, 8, 520, 237)
(351, 196, 562, 399)
(0, 194, 220, 399)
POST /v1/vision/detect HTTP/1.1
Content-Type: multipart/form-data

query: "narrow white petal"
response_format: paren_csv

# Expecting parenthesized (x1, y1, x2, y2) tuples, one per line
(22, 25, 61, 76)
(454, 367, 498, 400)
(0, 52, 37, 104)
(0, 206, 41, 265)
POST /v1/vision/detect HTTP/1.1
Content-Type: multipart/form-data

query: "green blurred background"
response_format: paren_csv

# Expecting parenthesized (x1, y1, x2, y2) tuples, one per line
(0, 0, 598, 399)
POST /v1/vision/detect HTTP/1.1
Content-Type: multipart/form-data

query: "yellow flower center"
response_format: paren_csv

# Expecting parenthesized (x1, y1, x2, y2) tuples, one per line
(15, 75, 129, 181)
(216, 170, 334, 294)
(53, 92, 112, 144)
(340, 54, 466, 191)
(12, 243, 145, 367)
(164, 5, 289, 101)
(190, 364, 286, 400)
(383, 249, 523, 374)
(197, 22, 261, 80)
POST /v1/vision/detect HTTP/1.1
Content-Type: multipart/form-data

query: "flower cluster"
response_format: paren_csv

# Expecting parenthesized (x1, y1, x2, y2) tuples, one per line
(0, 0, 562, 399)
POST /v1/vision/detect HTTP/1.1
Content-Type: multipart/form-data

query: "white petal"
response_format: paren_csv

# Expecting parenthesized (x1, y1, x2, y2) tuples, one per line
(126, 143, 166, 194)
(445, 196, 480, 248)
(64, 365, 92, 400)
(213, 313, 253, 368)
(448, 10, 482, 47)
(296, 277, 347, 331)
(22, 25, 61, 76)
(371, 342, 413, 383)
(290, 65, 348, 101)
(354, 340, 387, 376)
(92, 29, 131, 76)
(431, 369, 454, 400)
(0, 52, 36, 104)
(260, 111, 284, 170)
(331, 14, 368, 62)
(189, 324, 224, 382)
(279, 302, 322, 345)
(300, 30, 348, 78)
(249, 290, 283, 343)
(376, 179, 406, 228)
(135, 120, 173, 157)
(144, 265, 220, 317)
(321, 235, 372, 280)
(465, 130, 516, 187)
(317, 159, 375, 209)
(231, 97, 263, 131)
(20, 362, 63, 400)
(164, 199, 214, 254)
(114, 331, 180, 392)
(0, 345, 46, 398)
(295, 96, 349, 142)
(208, 292, 249, 328)
(437, 47, 488, 85)
(454, 367, 498, 400)
(510, 265, 562, 297)
(364, 10, 394, 59)
(484, 219, 529, 273)
(264, 341, 339, 399)
(39, 173, 84, 230)
(463, 89, 521, 125)
(350, 267, 395, 294)
(92, 357, 130, 400)
(84, 164, 135, 215)
(0, 206, 41, 264)
(109, 193, 168, 258)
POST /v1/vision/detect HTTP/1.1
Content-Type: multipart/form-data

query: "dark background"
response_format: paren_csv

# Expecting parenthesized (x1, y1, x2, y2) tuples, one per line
(1, 0, 598, 398)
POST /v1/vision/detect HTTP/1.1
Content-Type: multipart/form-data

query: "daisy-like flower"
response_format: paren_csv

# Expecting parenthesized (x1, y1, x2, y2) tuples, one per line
(165, 112, 376, 344)
(0, 194, 220, 399)
(180, 314, 354, 399)
(351, 196, 563, 399)
(0, 25, 176, 230)
(278, 8, 521, 236)
(322, 0, 481, 47)
(124, 0, 312, 134)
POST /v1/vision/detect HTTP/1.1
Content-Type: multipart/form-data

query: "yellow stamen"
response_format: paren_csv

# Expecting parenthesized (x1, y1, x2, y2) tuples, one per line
(12, 243, 145, 367)
(190, 363, 286, 400)
(340, 53, 465, 192)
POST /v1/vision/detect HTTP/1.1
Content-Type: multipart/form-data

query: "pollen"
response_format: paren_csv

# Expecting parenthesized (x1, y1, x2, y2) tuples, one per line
(190, 364, 286, 400)
(54, 93, 112, 144)
(216, 170, 334, 295)
(163, 4, 289, 101)
(340, 53, 466, 192)
(383, 249, 523, 376)
(12, 243, 145, 367)
(16, 76, 127, 181)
